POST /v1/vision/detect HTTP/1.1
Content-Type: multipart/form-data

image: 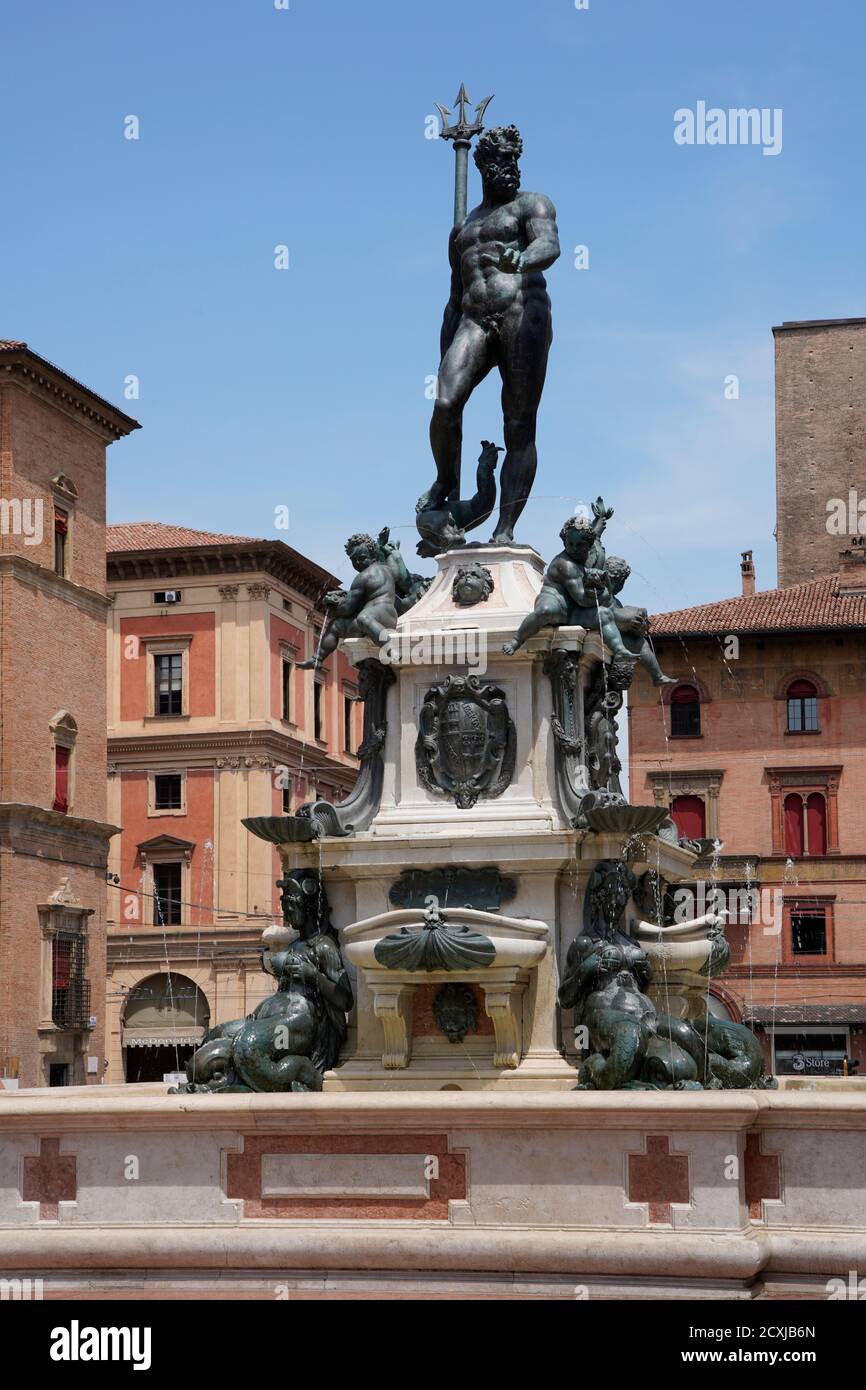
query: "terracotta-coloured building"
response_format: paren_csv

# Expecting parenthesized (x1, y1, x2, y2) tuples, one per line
(0, 341, 139, 1088)
(629, 316, 866, 1079)
(104, 523, 362, 1082)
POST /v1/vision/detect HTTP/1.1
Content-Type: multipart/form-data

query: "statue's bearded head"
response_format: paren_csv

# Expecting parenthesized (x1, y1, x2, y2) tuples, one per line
(475, 125, 523, 200)
(345, 533, 377, 572)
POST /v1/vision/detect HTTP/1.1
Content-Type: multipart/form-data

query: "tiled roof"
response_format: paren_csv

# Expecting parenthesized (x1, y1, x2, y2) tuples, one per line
(107, 522, 266, 552)
(650, 573, 866, 637)
(0, 340, 26, 350)
(106, 521, 340, 599)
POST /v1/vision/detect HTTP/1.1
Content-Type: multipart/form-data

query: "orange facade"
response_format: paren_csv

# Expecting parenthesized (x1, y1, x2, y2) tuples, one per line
(104, 527, 361, 1083)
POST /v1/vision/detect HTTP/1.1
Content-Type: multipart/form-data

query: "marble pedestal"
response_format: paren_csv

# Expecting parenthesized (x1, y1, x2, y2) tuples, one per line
(275, 544, 698, 1091)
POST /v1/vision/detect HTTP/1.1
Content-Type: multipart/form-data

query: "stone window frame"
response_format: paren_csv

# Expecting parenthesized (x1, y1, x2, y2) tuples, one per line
(342, 680, 360, 757)
(37, 878, 93, 1032)
(660, 678, 712, 740)
(48, 710, 78, 816)
(147, 768, 187, 818)
(767, 766, 841, 857)
(138, 835, 194, 928)
(144, 636, 192, 719)
(280, 641, 298, 726)
(647, 768, 724, 841)
(775, 670, 830, 737)
(50, 473, 77, 581)
(781, 895, 836, 966)
(313, 673, 327, 745)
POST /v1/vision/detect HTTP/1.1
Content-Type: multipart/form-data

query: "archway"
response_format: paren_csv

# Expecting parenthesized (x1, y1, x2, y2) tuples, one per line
(122, 973, 210, 1083)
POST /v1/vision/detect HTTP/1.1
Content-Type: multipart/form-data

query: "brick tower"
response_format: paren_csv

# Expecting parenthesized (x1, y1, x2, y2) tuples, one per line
(774, 317, 866, 587)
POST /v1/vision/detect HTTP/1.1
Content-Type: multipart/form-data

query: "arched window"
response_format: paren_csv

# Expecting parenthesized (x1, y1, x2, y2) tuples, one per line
(670, 684, 701, 737)
(783, 791, 828, 857)
(49, 710, 78, 815)
(787, 679, 819, 733)
(671, 795, 706, 840)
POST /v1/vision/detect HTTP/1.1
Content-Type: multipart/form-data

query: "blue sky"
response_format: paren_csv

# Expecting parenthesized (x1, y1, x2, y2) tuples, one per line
(2, 0, 864, 613)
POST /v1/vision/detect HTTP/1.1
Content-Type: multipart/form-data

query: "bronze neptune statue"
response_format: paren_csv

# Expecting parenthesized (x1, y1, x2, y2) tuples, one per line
(426, 124, 560, 545)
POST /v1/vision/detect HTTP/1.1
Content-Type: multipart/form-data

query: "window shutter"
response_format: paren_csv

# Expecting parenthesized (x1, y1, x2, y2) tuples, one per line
(53, 746, 70, 812)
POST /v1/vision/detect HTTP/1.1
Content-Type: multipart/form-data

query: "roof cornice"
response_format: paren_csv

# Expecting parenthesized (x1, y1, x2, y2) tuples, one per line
(0, 344, 141, 440)
(106, 540, 337, 601)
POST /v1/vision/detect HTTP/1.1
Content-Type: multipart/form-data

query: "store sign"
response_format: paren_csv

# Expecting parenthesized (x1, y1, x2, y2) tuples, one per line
(789, 1053, 842, 1076)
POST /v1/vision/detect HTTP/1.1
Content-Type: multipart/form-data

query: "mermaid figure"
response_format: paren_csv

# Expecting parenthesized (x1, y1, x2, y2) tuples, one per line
(177, 869, 353, 1093)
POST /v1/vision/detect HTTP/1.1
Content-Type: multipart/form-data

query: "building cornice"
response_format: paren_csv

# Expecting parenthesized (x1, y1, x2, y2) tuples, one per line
(0, 803, 120, 868)
(0, 554, 110, 620)
(107, 541, 337, 604)
(0, 345, 140, 440)
(107, 728, 357, 782)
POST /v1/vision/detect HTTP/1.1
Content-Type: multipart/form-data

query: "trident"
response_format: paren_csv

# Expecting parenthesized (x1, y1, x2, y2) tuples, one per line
(436, 83, 494, 227)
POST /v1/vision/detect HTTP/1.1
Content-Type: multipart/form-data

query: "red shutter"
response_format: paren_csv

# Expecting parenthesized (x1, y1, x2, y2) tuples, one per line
(53, 746, 70, 812)
(52, 939, 71, 989)
(783, 793, 804, 857)
(671, 795, 706, 840)
(670, 684, 699, 704)
(806, 793, 827, 855)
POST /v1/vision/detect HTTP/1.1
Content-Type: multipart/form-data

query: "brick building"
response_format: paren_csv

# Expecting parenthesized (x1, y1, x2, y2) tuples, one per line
(104, 523, 362, 1083)
(0, 341, 138, 1088)
(629, 317, 866, 1078)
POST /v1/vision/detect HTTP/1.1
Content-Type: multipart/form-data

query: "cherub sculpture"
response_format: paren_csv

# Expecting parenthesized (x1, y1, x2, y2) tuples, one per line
(298, 529, 427, 670)
(602, 556, 675, 686)
(503, 499, 635, 660)
(177, 868, 353, 1093)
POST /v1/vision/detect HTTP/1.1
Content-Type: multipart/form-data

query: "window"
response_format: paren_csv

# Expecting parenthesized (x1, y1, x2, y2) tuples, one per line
(282, 782, 292, 814)
(670, 684, 701, 737)
(153, 590, 182, 605)
(344, 693, 356, 755)
(53, 746, 70, 813)
(154, 653, 183, 715)
(670, 794, 706, 840)
(282, 659, 293, 722)
(773, 1030, 846, 1076)
(783, 791, 827, 857)
(53, 507, 68, 576)
(314, 681, 324, 741)
(51, 932, 89, 1028)
(791, 908, 827, 956)
(787, 679, 819, 732)
(153, 862, 182, 925)
(154, 774, 182, 811)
